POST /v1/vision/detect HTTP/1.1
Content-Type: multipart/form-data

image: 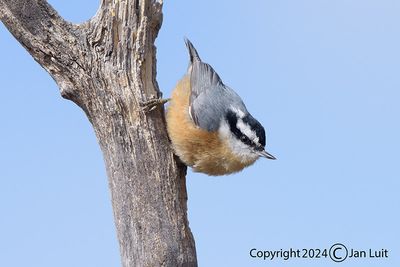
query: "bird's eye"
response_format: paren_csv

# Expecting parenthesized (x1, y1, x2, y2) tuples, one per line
(241, 136, 246, 141)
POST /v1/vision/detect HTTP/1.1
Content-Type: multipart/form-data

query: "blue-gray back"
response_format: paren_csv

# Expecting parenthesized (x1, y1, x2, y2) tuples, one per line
(189, 60, 248, 132)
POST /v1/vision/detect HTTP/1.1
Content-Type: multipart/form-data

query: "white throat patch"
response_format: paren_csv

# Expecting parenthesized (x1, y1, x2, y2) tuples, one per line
(218, 120, 259, 163)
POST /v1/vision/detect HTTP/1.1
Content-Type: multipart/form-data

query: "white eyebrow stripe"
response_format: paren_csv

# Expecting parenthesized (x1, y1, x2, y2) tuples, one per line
(236, 119, 260, 146)
(229, 106, 245, 118)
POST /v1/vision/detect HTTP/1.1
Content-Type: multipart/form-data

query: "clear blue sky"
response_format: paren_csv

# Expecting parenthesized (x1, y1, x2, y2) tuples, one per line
(1, 1, 399, 266)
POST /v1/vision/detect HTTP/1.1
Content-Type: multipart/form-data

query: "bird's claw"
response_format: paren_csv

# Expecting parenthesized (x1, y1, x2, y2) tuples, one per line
(140, 97, 170, 113)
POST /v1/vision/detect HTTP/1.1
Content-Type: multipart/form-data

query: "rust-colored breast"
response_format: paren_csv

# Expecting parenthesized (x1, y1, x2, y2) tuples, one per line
(166, 76, 257, 176)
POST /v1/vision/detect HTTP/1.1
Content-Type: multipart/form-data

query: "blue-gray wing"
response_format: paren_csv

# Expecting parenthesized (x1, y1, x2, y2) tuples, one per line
(189, 61, 247, 132)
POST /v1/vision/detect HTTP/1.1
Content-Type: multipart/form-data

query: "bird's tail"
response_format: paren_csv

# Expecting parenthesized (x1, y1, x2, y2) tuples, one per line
(184, 38, 201, 63)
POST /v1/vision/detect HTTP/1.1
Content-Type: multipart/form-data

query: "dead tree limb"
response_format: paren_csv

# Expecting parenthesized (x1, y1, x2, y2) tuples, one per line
(0, 0, 197, 266)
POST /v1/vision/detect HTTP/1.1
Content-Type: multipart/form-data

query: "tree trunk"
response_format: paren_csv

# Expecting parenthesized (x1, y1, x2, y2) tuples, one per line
(0, 0, 197, 266)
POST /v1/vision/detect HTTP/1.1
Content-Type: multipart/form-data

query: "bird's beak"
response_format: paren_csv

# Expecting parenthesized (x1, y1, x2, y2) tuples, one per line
(258, 150, 276, 160)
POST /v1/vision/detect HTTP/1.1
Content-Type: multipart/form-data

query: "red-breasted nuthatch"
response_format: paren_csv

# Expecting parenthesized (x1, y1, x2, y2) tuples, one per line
(166, 39, 275, 176)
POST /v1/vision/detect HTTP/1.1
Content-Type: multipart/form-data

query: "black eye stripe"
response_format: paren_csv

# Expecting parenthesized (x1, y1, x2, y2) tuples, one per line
(226, 111, 264, 150)
(242, 114, 266, 147)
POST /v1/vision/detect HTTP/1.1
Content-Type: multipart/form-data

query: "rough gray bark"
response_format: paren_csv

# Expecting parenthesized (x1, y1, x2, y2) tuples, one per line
(0, 0, 197, 266)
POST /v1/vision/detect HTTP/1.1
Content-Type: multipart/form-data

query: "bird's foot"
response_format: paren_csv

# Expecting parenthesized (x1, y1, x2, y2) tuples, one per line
(140, 97, 171, 112)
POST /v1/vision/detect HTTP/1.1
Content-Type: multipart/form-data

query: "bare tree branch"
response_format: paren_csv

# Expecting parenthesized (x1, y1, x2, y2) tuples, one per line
(0, 0, 197, 266)
(0, 0, 86, 97)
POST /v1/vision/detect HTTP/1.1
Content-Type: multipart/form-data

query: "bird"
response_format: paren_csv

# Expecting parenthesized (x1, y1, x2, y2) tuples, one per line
(164, 38, 275, 176)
